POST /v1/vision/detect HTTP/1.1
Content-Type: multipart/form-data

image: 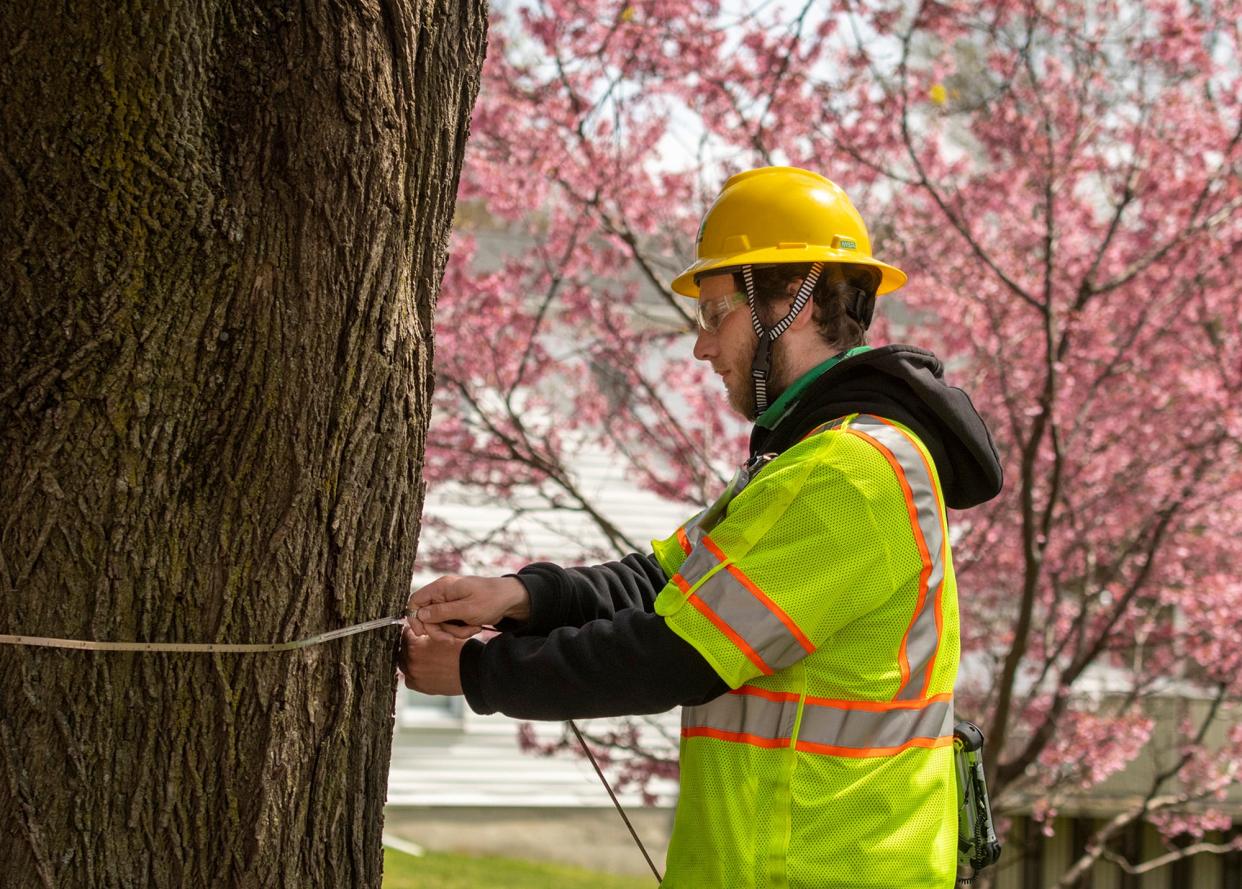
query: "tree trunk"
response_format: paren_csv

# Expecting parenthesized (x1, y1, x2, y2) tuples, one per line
(0, 1, 486, 886)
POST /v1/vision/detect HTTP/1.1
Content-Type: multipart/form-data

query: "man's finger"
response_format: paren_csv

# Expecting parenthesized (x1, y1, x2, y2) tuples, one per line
(416, 602, 470, 626)
(407, 575, 463, 609)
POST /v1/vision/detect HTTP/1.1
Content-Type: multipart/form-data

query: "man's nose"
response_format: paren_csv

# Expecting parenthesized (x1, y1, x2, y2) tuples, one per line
(692, 327, 714, 362)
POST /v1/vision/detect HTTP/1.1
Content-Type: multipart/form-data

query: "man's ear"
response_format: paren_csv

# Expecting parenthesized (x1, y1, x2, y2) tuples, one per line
(786, 281, 816, 331)
(775, 277, 810, 329)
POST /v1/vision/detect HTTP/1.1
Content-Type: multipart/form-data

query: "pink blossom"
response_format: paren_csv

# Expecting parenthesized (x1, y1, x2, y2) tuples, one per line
(421, 0, 1242, 835)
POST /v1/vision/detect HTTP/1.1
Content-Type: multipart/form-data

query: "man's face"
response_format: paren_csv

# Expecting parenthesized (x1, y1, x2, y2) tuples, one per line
(692, 273, 761, 418)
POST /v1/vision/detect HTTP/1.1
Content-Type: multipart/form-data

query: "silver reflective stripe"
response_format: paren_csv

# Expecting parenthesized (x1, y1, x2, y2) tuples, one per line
(680, 509, 708, 552)
(672, 455, 812, 673)
(674, 542, 721, 593)
(682, 689, 796, 741)
(847, 415, 947, 700)
(693, 565, 812, 671)
(800, 414, 854, 441)
(683, 689, 954, 755)
(798, 697, 954, 750)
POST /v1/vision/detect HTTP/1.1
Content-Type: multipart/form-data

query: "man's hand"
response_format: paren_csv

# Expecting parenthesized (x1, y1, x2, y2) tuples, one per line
(398, 626, 467, 695)
(406, 575, 530, 640)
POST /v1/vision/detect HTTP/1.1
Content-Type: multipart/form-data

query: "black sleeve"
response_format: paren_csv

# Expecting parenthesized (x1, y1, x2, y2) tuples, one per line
(459, 608, 729, 720)
(499, 552, 668, 636)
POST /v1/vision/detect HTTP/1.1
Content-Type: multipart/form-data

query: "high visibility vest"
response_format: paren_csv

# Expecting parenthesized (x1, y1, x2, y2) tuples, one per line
(652, 414, 959, 889)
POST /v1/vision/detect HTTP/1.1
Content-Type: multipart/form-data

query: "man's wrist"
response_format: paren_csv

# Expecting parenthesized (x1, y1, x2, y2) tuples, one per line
(501, 577, 532, 622)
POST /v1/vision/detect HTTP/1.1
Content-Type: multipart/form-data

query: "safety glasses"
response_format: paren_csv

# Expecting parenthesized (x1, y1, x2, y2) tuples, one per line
(695, 291, 748, 333)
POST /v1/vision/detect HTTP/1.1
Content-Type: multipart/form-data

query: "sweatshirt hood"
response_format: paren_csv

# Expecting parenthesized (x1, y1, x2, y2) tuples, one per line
(750, 344, 1003, 510)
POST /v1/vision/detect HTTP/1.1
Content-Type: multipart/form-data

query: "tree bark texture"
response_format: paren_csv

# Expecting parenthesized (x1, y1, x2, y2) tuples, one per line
(0, 2, 486, 886)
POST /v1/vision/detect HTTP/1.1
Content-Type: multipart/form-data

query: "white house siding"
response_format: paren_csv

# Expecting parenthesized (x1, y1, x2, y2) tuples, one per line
(389, 709, 680, 810)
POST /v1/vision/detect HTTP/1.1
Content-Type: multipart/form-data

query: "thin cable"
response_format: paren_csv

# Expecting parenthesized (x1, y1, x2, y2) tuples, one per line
(569, 719, 663, 884)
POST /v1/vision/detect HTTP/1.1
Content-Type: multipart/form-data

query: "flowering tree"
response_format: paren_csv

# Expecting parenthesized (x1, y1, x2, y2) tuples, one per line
(424, 0, 1241, 880)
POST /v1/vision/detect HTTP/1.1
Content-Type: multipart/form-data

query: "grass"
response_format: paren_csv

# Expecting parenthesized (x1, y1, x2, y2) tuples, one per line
(382, 847, 654, 889)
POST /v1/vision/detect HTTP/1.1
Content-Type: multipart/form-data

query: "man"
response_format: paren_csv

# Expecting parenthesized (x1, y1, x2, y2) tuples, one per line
(400, 166, 1003, 888)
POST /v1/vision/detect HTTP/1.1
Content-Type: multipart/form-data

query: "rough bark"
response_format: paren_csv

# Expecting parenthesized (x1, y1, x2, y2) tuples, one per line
(0, 1, 486, 886)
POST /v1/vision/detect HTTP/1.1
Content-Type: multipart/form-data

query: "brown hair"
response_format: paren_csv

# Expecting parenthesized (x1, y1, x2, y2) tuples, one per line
(741, 263, 879, 350)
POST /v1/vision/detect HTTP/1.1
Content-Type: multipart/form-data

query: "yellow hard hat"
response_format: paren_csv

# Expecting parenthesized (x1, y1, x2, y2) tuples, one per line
(670, 166, 907, 298)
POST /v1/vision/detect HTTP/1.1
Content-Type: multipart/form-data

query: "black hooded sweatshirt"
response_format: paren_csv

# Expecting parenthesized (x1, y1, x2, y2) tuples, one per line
(459, 345, 1003, 720)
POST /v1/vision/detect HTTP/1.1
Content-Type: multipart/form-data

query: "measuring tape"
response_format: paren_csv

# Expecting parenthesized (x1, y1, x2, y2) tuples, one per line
(1, 613, 664, 880)
(0, 613, 408, 653)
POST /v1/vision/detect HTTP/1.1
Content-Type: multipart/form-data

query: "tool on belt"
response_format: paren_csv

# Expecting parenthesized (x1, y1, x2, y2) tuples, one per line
(954, 721, 1003, 884)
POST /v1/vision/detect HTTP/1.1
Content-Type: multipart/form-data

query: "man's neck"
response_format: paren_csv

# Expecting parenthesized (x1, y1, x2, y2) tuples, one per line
(778, 342, 841, 387)
(756, 340, 867, 429)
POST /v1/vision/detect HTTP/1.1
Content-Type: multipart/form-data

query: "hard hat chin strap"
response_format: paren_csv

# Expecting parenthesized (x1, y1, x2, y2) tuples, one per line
(742, 262, 824, 418)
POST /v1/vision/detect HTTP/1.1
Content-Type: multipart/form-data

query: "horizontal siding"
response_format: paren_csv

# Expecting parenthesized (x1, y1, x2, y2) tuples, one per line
(389, 710, 680, 808)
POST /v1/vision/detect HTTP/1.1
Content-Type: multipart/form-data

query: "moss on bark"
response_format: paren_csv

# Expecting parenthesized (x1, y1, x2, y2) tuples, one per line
(0, 1, 487, 886)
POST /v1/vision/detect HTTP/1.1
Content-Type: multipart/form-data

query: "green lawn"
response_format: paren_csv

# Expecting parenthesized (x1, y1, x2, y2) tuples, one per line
(383, 847, 654, 889)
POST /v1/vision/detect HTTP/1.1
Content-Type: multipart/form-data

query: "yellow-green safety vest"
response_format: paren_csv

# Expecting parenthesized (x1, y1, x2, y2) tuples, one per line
(652, 413, 959, 888)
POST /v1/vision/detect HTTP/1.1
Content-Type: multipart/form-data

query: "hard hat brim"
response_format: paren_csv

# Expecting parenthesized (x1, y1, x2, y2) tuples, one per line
(671, 247, 907, 299)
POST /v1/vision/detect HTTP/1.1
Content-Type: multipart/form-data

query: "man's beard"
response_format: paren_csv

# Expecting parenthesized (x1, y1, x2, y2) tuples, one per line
(725, 335, 790, 420)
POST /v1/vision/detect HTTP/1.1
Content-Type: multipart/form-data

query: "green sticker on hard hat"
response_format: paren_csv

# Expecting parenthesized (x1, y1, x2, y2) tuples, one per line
(832, 235, 857, 250)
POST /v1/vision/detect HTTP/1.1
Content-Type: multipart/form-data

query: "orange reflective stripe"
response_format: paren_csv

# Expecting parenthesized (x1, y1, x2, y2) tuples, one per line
(797, 413, 855, 443)
(703, 538, 816, 657)
(846, 416, 947, 701)
(683, 686, 953, 755)
(686, 593, 775, 676)
(796, 735, 954, 759)
(802, 691, 953, 711)
(676, 527, 692, 555)
(729, 685, 798, 704)
(683, 727, 790, 749)
(668, 542, 723, 608)
(846, 427, 926, 691)
(798, 694, 952, 750)
(672, 533, 815, 673)
(906, 435, 947, 699)
(869, 415, 948, 698)
(732, 686, 954, 712)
